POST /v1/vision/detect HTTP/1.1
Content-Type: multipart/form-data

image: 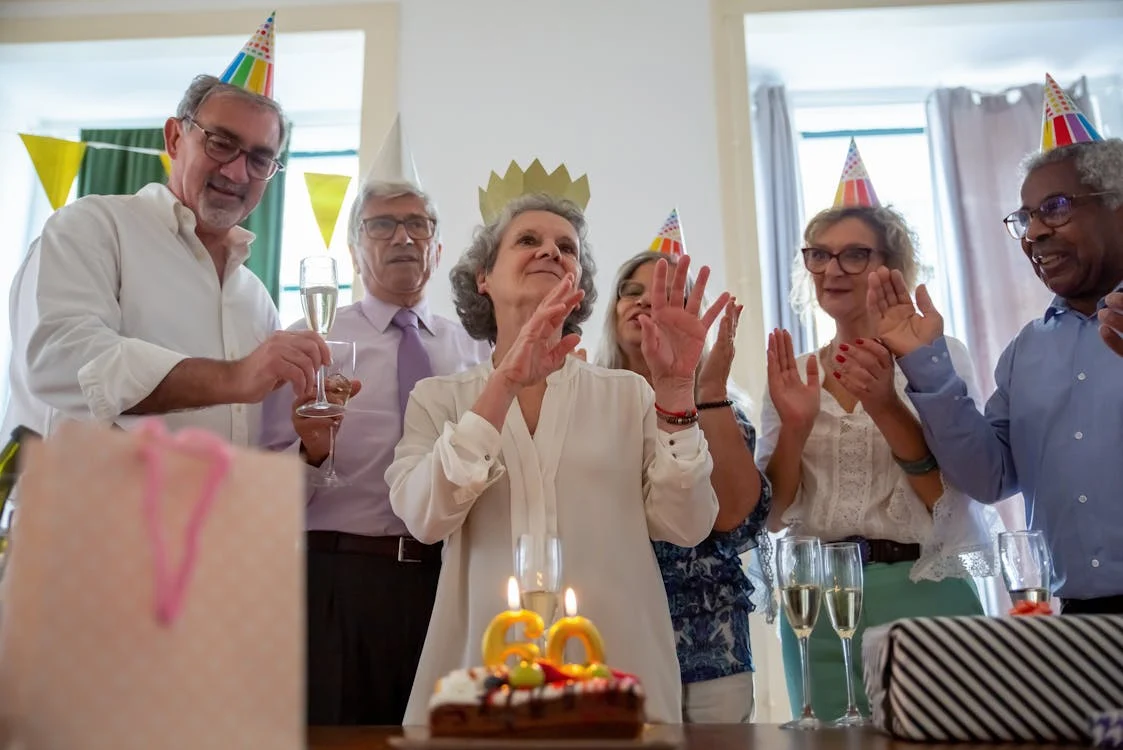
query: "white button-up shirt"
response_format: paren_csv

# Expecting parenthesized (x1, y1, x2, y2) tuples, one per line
(23, 183, 279, 446)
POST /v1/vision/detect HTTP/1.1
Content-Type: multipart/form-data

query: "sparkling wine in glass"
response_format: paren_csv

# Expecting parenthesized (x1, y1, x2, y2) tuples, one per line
(296, 256, 342, 418)
(778, 534, 823, 731)
(310, 340, 357, 488)
(999, 530, 1052, 606)
(516, 534, 562, 628)
(823, 542, 869, 727)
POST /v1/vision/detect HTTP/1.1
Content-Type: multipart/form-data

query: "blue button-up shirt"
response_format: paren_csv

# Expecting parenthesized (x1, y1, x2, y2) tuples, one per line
(897, 284, 1123, 599)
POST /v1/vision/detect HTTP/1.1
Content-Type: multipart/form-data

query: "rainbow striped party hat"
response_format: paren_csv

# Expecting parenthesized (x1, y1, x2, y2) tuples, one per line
(1041, 73, 1101, 152)
(219, 12, 276, 99)
(649, 208, 685, 256)
(833, 138, 879, 208)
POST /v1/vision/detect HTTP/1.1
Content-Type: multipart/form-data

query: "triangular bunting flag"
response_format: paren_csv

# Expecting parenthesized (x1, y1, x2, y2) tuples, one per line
(833, 138, 879, 208)
(303, 173, 353, 248)
(649, 208, 685, 256)
(219, 12, 276, 99)
(1041, 73, 1102, 152)
(158, 152, 172, 177)
(20, 134, 87, 211)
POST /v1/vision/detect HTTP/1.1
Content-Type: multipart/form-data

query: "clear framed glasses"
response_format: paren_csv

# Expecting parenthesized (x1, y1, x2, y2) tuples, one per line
(1002, 192, 1115, 240)
(360, 215, 436, 241)
(182, 117, 284, 181)
(801, 246, 876, 275)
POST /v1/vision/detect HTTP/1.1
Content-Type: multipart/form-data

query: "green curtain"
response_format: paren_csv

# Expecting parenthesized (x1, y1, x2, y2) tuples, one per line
(76, 127, 289, 302)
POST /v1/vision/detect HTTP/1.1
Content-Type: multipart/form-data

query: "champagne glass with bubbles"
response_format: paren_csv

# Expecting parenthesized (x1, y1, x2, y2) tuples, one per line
(823, 542, 869, 727)
(296, 256, 342, 418)
(999, 530, 1052, 607)
(778, 535, 823, 730)
(516, 533, 563, 636)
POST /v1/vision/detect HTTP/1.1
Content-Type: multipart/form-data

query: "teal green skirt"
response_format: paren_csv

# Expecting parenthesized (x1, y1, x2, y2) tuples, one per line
(779, 561, 982, 721)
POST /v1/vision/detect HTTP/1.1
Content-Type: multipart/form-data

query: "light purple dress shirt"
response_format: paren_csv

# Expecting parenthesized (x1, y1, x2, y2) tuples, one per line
(259, 294, 491, 537)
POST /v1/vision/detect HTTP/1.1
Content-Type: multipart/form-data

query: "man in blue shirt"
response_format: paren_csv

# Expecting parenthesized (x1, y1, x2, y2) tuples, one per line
(866, 131, 1123, 615)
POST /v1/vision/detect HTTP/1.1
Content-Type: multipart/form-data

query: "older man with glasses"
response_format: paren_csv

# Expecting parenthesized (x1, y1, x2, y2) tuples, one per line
(18, 60, 328, 443)
(867, 85, 1123, 615)
(260, 143, 491, 724)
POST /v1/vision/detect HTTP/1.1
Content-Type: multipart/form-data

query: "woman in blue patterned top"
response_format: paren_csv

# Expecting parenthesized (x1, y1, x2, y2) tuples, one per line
(595, 250, 773, 723)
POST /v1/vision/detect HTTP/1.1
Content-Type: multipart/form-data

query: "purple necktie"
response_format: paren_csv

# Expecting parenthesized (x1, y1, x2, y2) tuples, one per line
(392, 308, 434, 417)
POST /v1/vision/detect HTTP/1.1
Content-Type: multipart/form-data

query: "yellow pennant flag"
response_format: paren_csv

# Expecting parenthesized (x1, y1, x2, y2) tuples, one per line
(303, 173, 353, 248)
(20, 134, 87, 211)
(159, 152, 172, 176)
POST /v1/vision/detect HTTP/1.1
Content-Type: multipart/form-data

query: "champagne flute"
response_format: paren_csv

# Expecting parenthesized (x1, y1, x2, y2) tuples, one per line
(999, 530, 1052, 606)
(296, 256, 342, 418)
(515, 533, 563, 640)
(310, 340, 357, 488)
(778, 534, 823, 730)
(823, 542, 869, 727)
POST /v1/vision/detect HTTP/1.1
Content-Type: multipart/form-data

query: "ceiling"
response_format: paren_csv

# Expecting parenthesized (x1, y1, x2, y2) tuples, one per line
(745, 0, 1123, 98)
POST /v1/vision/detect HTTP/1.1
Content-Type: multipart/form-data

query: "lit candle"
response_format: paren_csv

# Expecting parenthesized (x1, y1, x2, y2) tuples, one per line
(481, 577, 546, 668)
(544, 588, 606, 668)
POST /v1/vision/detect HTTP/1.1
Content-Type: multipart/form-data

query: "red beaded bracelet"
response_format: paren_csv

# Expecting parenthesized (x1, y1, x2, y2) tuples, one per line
(655, 403, 698, 419)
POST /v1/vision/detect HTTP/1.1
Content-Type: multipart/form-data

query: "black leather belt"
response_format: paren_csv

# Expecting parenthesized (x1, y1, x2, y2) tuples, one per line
(306, 530, 442, 564)
(1060, 595, 1123, 615)
(839, 536, 921, 566)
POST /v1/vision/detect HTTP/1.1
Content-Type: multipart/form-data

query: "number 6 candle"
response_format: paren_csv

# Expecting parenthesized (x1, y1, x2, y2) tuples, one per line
(545, 588, 607, 669)
(481, 577, 545, 668)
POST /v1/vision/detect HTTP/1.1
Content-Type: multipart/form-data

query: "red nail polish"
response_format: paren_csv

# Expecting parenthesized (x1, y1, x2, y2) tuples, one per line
(833, 371, 841, 379)
(855, 338, 864, 345)
(835, 354, 846, 363)
(839, 343, 850, 351)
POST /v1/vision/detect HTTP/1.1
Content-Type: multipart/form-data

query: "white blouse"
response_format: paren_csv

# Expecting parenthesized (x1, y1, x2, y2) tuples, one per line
(757, 336, 1003, 581)
(387, 356, 719, 725)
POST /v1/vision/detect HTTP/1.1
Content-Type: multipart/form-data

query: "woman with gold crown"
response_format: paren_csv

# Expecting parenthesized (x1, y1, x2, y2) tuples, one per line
(387, 161, 731, 725)
(756, 140, 1003, 724)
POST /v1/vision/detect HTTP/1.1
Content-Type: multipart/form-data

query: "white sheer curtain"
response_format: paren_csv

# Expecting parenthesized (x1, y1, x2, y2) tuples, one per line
(926, 77, 1096, 573)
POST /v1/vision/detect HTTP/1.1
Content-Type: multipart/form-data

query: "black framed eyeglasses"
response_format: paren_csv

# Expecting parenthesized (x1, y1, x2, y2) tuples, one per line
(1002, 192, 1115, 240)
(360, 215, 436, 241)
(182, 117, 284, 181)
(801, 246, 876, 275)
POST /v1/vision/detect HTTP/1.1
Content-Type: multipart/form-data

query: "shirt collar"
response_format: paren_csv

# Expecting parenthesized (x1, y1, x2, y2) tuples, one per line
(1044, 279, 1123, 323)
(139, 183, 255, 268)
(358, 292, 433, 334)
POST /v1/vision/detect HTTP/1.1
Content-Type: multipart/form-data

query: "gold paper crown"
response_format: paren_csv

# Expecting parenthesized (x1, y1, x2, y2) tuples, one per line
(478, 159, 591, 224)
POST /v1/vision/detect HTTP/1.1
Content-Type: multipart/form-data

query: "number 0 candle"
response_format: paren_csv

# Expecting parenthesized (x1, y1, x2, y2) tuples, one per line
(545, 588, 606, 667)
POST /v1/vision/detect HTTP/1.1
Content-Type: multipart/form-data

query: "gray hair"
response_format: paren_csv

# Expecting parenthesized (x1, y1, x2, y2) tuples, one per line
(449, 193, 598, 343)
(1020, 139, 1123, 210)
(175, 74, 289, 151)
(790, 204, 923, 317)
(346, 180, 440, 250)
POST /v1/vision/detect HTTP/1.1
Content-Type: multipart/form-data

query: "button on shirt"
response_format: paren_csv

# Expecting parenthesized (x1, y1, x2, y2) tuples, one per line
(25, 183, 279, 445)
(259, 295, 491, 537)
(898, 283, 1123, 599)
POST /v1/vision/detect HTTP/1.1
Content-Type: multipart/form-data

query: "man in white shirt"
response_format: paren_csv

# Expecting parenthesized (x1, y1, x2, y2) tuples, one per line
(19, 74, 327, 445)
(260, 173, 490, 725)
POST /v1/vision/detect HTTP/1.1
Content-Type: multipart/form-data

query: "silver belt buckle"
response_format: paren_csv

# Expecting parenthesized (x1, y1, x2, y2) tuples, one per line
(398, 536, 421, 563)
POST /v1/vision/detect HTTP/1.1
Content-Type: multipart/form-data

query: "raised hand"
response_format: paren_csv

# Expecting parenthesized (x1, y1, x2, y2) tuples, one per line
(697, 297, 743, 402)
(1098, 291, 1123, 357)
(766, 328, 820, 434)
(639, 256, 730, 399)
(233, 330, 331, 403)
(495, 275, 585, 390)
(867, 267, 943, 357)
(832, 338, 898, 413)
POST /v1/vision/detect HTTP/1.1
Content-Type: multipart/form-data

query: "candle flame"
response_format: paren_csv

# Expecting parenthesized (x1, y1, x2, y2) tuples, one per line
(565, 587, 577, 617)
(507, 576, 520, 610)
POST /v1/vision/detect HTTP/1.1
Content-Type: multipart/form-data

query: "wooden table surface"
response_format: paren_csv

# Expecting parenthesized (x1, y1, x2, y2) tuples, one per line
(308, 724, 1083, 749)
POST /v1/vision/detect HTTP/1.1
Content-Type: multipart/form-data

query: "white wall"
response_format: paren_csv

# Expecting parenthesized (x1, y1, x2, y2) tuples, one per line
(400, 0, 726, 358)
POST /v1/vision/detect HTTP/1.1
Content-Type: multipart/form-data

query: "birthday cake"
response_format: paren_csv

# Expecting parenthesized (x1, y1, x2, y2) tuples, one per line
(428, 660, 644, 739)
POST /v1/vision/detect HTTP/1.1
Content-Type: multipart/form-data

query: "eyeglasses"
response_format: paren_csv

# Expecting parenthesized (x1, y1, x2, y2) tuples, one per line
(360, 215, 436, 241)
(801, 246, 876, 275)
(182, 117, 284, 181)
(1002, 192, 1115, 240)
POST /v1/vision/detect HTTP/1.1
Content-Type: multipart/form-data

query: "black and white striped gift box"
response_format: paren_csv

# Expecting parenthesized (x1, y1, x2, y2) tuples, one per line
(862, 615, 1123, 743)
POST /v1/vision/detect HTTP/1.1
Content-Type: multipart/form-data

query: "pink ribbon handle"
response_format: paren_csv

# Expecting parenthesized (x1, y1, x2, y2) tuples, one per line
(136, 419, 233, 627)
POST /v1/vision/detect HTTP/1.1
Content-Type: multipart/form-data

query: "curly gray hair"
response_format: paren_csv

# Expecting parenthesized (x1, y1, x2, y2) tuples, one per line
(790, 204, 923, 317)
(449, 193, 598, 343)
(1020, 139, 1123, 210)
(175, 74, 289, 151)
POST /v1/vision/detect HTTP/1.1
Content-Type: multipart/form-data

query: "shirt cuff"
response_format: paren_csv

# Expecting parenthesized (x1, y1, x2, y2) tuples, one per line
(77, 339, 188, 421)
(656, 423, 704, 461)
(897, 337, 957, 393)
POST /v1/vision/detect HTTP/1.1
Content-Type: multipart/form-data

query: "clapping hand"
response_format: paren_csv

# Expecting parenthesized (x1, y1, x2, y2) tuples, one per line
(867, 267, 943, 357)
(766, 329, 820, 435)
(831, 338, 899, 413)
(697, 298, 743, 402)
(1098, 291, 1123, 357)
(495, 274, 585, 390)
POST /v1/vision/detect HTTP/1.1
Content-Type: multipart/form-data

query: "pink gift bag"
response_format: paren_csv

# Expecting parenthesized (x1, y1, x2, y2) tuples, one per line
(0, 420, 305, 750)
